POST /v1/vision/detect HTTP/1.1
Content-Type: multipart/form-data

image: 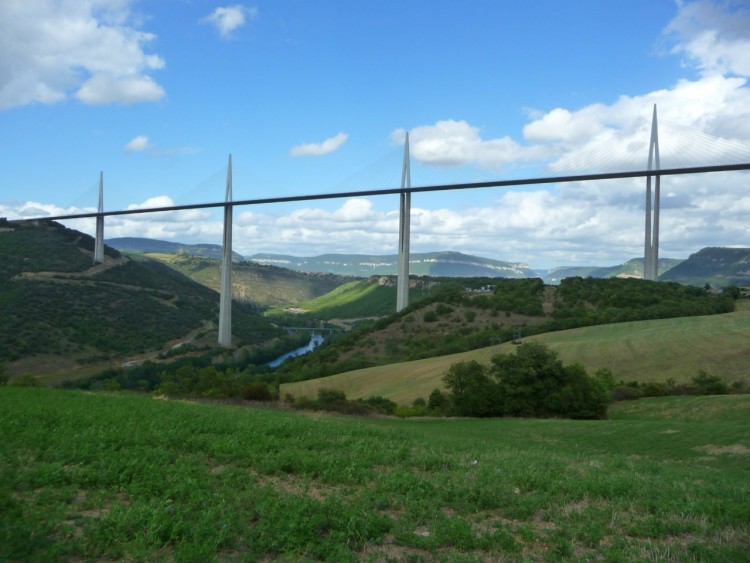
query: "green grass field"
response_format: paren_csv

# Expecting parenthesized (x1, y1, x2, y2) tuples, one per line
(1, 387, 748, 561)
(282, 306, 750, 404)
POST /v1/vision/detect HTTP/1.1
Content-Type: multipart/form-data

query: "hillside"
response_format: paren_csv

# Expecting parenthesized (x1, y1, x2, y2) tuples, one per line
(142, 253, 355, 309)
(281, 302, 750, 404)
(250, 250, 538, 278)
(545, 257, 683, 283)
(274, 276, 736, 383)
(106, 236, 243, 260)
(0, 220, 280, 377)
(660, 247, 750, 287)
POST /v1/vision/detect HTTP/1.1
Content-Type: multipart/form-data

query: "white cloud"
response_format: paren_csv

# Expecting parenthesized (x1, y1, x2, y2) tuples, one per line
(0, 0, 166, 110)
(290, 132, 349, 157)
(3, 163, 749, 270)
(392, 120, 548, 169)
(203, 5, 258, 39)
(665, 0, 750, 77)
(124, 135, 151, 152)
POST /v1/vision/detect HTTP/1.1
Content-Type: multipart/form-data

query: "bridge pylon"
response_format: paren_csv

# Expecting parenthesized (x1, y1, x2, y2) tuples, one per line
(93, 171, 104, 264)
(396, 132, 411, 312)
(643, 104, 661, 281)
(218, 155, 233, 348)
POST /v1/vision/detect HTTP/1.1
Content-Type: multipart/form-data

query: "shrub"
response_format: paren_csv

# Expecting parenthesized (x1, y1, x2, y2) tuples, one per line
(243, 382, 273, 401)
(317, 388, 347, 405)
(444, 343, 611, 419)
(427, 388, 449, 411)
(691, 370, 729, 395)
(423, 310, 438, 323)
(359, 395, 397, 415)
(9, 375, 40, 387)
(443, 360, 502, 417)
(611, 386, 644, 401)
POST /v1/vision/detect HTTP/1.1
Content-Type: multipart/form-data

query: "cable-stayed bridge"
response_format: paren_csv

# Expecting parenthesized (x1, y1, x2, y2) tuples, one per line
(17, 106, 750, 347)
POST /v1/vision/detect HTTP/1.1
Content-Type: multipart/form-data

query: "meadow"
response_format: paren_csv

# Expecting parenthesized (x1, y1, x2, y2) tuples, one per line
(1, 387, 748, 561)
(281, 304, 750, 404)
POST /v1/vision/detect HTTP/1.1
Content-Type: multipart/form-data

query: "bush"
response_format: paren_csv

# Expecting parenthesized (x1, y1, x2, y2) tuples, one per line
(317, 388, 347, 405)
(427, 389, 449, 412)
(611, 385, 644, 401)
(691, 370, 729, 395)
(243, 382, 273, 401)
(423, 310, 438, 323)
(359, 395, 397, 415)
(443, 343, 611, 419)
(9, 375, 40, 387)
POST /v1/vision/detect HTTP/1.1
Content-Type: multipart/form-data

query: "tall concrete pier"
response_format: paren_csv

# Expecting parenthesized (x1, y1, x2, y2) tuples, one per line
(218, 155, 233, 347)
(93, 171, 104, 264)
(396, 133, 411, 312)
(643, 105, 661, 281)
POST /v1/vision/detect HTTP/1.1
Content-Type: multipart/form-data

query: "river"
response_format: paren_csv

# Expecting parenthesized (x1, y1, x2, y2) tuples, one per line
(268, 334, 324, 367)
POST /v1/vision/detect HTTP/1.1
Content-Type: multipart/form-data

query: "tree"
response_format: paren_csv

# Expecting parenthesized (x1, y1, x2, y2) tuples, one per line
(490, 343, 610, 419)
(443, 361, 502, 417)
(443, 343, 611, 419)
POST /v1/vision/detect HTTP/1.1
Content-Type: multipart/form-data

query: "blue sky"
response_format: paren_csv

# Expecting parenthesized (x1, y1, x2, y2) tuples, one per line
(1, 0, 749, 269)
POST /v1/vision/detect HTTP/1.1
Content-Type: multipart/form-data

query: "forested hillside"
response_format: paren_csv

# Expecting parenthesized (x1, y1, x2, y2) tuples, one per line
(275, 277, 737, 383)
(660, 247, 750, 287)
(0, 220, 280, 374)
(545, 257, 683, 283)
(144, 253, 355, 309)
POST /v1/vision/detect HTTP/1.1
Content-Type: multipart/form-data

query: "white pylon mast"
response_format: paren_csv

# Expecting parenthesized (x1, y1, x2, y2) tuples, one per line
(644, 105, 661, 281)
(93, 171, 105, 264)
(396, 133, 412, 312)
(218, 155, 233, 347)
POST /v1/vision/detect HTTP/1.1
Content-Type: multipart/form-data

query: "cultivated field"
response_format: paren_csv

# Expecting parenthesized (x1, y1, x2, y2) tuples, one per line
(1, 387, 748, 561)
(281, 305, 750, 404)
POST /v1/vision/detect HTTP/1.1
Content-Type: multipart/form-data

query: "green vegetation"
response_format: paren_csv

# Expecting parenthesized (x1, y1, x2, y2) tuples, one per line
(281, 305, 750, 404)
(0, 221, 281, 374)
(146, 253, 353, 309)
(660, 247, 750, 287)
(1, 387, 748, 561)
(275, 277, 737, 386)
(551, 276, 735, 327)
(279, 279, 399, 319)
(443, 343, 610, 419)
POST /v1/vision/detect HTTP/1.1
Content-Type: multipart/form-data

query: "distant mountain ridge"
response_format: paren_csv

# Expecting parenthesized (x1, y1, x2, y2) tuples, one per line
(249, 251, 538, 278)
(107, 237, 243, 261)
(660, 247, 750, 287)
(546, 258, 683, 284)
(105, 237, 749, 287)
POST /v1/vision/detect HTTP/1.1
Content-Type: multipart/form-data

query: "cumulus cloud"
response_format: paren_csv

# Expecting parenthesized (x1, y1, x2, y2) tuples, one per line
(203, 5, 258, 39)
(0, 0, 166, 110)
(394, 3, 750, 175)
(665, 0, 750, 77)
(290, 132, 349, 157)
(391, 120, 548, 169)
(124, 135, 151, 153)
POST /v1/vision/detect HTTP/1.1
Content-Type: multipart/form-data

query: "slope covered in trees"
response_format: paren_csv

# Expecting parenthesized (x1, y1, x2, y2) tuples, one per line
(0, 220, 280, 373)
(274, 277, 737, 384)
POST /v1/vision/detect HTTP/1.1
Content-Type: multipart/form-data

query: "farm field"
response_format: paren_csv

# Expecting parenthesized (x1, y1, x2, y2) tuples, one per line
(1, 387, 748, 561)
(281, 304, 750, 404)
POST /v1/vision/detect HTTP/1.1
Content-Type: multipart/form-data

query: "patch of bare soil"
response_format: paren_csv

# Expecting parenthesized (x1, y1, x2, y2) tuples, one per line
(695, 444, 750, 456)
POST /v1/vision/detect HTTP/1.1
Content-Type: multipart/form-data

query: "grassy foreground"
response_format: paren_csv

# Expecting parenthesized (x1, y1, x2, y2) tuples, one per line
(282, 306, 750, 403)
(1, 388, 748, 561)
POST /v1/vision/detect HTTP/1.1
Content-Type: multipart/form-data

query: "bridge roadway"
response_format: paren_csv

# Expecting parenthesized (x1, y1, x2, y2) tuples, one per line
(31, 163, 750, 222)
